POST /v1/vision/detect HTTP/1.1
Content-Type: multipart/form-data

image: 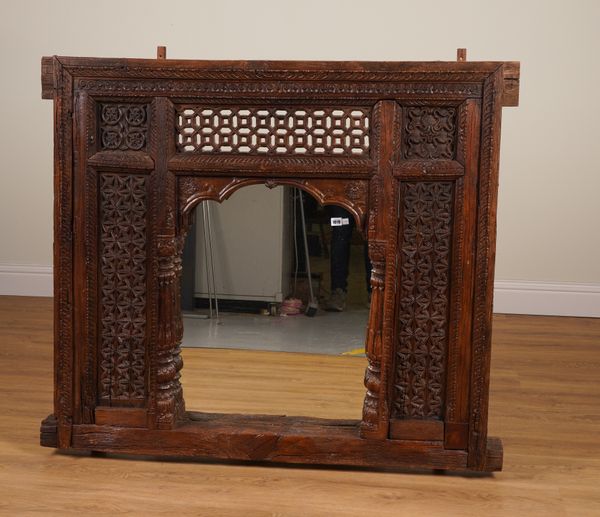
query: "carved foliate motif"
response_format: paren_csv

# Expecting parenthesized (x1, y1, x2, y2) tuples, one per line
(100, 103, 148, 151)
(403, 107, 457, 160)
(393, 182, 453, 419)
(99, 174, 148, 404)
(176, 106, 370, 156)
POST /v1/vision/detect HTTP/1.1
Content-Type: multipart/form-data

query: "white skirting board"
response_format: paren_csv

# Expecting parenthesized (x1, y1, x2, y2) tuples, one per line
(0, 264, 53, 297)
(0, 264, 598, 317)
(493, 280, 600, 318)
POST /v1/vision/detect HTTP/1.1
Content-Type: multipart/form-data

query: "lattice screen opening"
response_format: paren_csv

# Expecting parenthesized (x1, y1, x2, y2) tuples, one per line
(175, 107, 371, 156)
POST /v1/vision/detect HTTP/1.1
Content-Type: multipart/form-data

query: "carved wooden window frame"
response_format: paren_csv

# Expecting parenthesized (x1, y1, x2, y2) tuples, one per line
(40, 54, 519, 472)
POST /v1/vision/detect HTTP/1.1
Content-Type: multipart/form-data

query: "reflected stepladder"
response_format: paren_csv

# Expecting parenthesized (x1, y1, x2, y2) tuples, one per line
(180, 185, 370, 419)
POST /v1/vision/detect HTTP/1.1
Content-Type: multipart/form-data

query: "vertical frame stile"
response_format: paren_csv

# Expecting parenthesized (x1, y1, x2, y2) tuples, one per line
(53, 59, 75, 448)
(444, 99, 481, 449)
(73, 89, 97, 424)
(360, 101, 385, 438)
(72, 89, 84, 424)
(83, 170, 98, 422)
(151, 97, 186, 430)
(146, 98, 159, 428)
(468, 69, 504, 469)
(360, 100, 399, 439)
(382, 103, 402, 436)
(83, 95, 99, 424)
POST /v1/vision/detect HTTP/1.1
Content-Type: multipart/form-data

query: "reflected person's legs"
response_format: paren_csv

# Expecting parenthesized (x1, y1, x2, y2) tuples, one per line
(328, 206, 354, 292)
(325, 206, 353, 311)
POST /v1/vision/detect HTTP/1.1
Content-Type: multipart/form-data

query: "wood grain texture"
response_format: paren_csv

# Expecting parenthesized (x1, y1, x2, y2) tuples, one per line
(1, 297, 599, 516)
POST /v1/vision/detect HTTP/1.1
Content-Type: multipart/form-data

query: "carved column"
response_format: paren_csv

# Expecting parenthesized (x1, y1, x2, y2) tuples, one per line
(360, 101, 398, 439)
(150, 97, 186, 429)
(361, 238, 386, 436)
(155, 234, 186, 429)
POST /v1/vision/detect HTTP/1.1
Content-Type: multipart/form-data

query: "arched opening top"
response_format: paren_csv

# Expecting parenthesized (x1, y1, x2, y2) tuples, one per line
(178, 177, 368, 237)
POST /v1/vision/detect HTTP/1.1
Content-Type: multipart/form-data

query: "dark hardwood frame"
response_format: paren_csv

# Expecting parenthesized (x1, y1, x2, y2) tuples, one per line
(40, 50, 519, 472)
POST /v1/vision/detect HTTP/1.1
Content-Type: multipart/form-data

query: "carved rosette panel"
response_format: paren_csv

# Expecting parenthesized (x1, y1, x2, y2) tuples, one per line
(100, 103, 149, 151)
(175, 106, 370, 156)
(98, 174, 148, 405)
(392, 182, 453, 419)
(403, 107, 457, 160)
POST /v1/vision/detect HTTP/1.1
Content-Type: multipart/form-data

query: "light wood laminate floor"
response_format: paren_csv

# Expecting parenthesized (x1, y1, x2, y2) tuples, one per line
(1, 296, 599, 516)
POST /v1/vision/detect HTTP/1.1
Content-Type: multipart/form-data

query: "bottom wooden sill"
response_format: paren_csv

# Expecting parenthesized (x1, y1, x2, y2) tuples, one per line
(40, 411, 502, 472)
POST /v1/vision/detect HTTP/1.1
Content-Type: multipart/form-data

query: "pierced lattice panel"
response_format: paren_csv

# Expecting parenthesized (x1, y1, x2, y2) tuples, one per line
(175, 107, 371, 156)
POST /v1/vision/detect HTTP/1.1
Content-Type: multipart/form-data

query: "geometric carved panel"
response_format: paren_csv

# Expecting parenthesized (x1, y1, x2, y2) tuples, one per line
(392, 181, 453, 419)
(403, 107, 457, 160)
(99, 103, 148, 151)
(98, 174, 148, 405)
(175, 106, 370, 156)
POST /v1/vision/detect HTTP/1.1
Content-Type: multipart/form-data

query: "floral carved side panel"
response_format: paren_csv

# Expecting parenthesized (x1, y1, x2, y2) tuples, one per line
(98, 173, 148, 406)
(392, 181, 453, 419)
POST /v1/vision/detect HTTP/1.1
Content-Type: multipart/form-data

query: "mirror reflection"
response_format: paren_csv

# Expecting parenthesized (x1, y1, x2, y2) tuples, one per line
(181, 185, 370, 356)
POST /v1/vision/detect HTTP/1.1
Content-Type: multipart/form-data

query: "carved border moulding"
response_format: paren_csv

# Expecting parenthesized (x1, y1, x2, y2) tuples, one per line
(168, 153, 374, 176)
(73, 78, 484, 100)
(40, 54, 519, 473)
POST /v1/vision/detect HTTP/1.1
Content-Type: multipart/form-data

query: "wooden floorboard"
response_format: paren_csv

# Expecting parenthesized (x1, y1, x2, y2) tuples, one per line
(1, 296, 599, 516)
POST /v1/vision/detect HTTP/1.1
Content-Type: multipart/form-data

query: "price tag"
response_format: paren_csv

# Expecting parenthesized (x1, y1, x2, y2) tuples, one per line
(330, 217, 351, 226)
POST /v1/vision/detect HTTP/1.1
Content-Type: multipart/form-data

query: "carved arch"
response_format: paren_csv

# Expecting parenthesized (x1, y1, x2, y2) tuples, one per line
(177, 176, 368, 236)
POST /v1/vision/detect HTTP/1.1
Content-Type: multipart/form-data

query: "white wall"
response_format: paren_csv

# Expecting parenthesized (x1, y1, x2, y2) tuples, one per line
(0, 0, 598, 315)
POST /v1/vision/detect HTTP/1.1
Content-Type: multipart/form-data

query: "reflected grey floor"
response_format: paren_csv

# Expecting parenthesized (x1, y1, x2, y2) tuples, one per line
(182, 309, 368, 355)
